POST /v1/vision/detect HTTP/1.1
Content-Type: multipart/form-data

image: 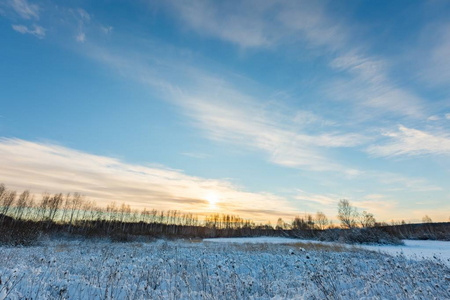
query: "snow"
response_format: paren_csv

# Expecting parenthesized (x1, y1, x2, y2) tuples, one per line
(205, 237, 450, 265)
(361, 240, 450, 265)
(203, 237, 303, 244)
(0, 239, 449, 299)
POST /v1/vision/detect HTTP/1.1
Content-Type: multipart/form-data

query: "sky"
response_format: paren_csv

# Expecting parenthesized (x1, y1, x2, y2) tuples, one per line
(0, 0, 450, 223)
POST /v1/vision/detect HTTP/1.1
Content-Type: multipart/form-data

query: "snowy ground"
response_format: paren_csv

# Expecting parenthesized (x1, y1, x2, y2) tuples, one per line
(205, 237, 450, 265)
(203, 237, 303, 244)
(362, 240, 450, 265)
(1, 238, 449, 299)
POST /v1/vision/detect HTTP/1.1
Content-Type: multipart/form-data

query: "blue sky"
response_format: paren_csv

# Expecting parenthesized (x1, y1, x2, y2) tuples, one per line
(1, 0, 450, 223)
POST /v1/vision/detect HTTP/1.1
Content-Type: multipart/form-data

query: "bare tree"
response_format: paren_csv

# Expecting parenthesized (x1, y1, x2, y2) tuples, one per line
(1, 190, 16, 218)
(119, 203, 131, 223)
(422, 215, 432, 223)
(107, 201, 118, 222)
(0, 184, 5, 199)
(68, 193, 84, 231)
(47, 193, 63, 222)
(23, 195, 35, 220)
(292, 215, 315, 230)
(360, 211, 376, 228)
(60, 193, 71, 223)
(315, 211, 329, 230)
(14, 190, 31, 220)
(0, 185, 16, 223)
(276, 218, 285, 230)
(337, 199, 358, 229)
(38, 193, 51, 221)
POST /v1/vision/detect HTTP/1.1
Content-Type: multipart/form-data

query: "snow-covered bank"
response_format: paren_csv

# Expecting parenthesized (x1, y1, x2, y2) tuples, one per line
(361, 240, 450, 265)
(204, 237, 450, 265)
(1, 239, 449, 299)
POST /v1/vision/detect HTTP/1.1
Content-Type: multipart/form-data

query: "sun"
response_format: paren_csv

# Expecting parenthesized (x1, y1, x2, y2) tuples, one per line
(205, 193, 219, 208)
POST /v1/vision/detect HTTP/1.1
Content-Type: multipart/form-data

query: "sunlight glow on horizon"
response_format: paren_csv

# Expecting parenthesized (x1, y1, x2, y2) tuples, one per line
(205, 193, 220, 210)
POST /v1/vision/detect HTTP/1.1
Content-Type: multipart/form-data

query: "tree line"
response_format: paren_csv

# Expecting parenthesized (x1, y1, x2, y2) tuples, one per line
(1, 183, 448, 244)
(0, 184, 377, 230)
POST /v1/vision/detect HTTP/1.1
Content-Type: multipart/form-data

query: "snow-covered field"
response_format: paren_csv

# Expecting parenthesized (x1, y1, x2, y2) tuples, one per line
(204, 237, 303, 244)
(362, 240, 450, 265)
(205, 237, 450, 265)
(1, 238, 449, 299)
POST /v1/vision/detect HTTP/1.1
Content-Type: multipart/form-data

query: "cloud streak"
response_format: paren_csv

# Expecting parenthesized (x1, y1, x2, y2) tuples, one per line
(12, 23, 44, 38)
(7, 0, 39, 20)
(82, 45, 366, 174)
(165, 0, 425, 119)
(165, 0, 344, 49)
(0, 138, 298, 222)
(175, 80, 365, 173)
(367, 125, 450, 157)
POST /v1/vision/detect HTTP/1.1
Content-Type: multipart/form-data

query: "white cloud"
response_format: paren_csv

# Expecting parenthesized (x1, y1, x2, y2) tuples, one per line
(164, 1, 425, 119)
(328, 54, 424, 119)
(164, 0, 274, 48)
(100, 25, 113, 34)
(446, 113, 450, 120)
(0, 138, 297, 222)
(8, 0, 39, 20)
(174, 79, 366, 173)
(367, 125, 450, 157)
(84, 46, 366, 174)
(77, 8, 90, 21)
(71, 8, 91, 43)
(76, 32, 86, 42)
(295, 190, 338, 206)
(165, 0, 345, 50)
(330, 54, 387, 84)
(427, 115, 440, 121)
(12, 23, 45, 38)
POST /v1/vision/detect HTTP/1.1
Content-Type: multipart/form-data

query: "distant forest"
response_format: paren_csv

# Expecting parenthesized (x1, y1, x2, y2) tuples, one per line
(1, 183, 449, 246)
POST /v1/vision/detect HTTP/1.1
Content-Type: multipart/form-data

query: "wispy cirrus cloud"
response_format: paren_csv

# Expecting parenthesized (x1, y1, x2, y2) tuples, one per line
(74, 8, 90, 43)
(164, 0, 345, 49)
(163, 0, 272, 48)
(2, 1, 110, 43)
(367, 125, 450, 157)
(163, 0, 425, 119)
(176, 80, 365, 173)
(328, 54, 425, 119)
(12, 23, 44, 38)
(0, 138, 297, 222)
(7, 0, 39, 20)
(82, 44, 365, 174)
(3, 1, 430, 170)
(2, 0, 46, 38)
